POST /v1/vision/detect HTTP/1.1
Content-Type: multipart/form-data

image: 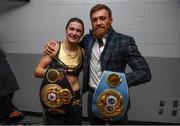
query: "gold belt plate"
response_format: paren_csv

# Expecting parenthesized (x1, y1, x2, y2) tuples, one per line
(40, 84, 72, 108)
(97, 89, 124, 119)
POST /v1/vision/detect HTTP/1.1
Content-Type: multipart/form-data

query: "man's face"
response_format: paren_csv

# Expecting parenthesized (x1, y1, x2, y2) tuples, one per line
(91, 9, 112, 38)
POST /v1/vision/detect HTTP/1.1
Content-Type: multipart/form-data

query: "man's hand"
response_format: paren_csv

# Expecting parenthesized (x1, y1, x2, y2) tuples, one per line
(44, 40, 58, 57)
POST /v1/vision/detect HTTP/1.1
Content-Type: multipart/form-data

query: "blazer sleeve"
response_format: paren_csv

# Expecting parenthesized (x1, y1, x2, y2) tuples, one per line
(124, 37, 151, 87)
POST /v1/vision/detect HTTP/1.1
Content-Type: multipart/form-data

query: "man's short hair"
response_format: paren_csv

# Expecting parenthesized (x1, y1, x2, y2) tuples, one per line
(90, 4, 112, 18)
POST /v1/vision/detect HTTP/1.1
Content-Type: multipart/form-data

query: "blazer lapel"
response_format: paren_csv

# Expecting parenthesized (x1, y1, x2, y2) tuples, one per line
(101, 27, 116, 70)
(87, 33, 95, 59)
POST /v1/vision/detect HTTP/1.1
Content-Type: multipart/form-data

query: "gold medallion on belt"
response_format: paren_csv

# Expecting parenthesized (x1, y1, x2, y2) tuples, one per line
(46, 69, 64, 83)
(107, 73, 122, 87)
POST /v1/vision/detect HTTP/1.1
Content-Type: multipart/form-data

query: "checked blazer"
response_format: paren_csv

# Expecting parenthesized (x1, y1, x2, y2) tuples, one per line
(80, 27, 151, 94)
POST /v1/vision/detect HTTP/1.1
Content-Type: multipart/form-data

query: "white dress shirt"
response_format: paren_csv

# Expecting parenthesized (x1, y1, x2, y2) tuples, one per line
(89, 37, 106, 90)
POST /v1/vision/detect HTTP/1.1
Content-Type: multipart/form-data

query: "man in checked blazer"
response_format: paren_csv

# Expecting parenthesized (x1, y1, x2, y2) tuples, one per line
(44, 4, 151, 125)
(81, 4, 151, 125)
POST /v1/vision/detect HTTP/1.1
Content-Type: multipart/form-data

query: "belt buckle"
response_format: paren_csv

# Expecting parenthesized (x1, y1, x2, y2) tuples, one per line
(72, 99, 81, 106)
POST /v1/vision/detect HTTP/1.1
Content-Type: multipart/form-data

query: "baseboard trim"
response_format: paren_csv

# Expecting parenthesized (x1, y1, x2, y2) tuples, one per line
(82, 117, 180, 125)
(23, 111, 180, 125)
(22, 111, 42, 117)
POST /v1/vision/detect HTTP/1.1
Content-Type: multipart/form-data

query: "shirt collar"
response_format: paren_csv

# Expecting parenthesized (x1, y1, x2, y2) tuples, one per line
(96, 34, 106, 45)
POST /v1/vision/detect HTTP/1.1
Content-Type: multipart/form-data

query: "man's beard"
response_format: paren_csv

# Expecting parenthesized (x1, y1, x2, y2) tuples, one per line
(92, 27, 109, 39)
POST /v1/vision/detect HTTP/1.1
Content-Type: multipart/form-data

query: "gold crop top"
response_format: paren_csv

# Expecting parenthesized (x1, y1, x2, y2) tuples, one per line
(54, 42, 83, 76)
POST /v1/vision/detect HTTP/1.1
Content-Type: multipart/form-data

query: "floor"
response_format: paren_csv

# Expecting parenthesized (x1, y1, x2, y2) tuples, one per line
(10, 111, 179, 125)
(0, 111, 43, 125)
(17, 115, 43, 125)
(17, 112, 90, 125)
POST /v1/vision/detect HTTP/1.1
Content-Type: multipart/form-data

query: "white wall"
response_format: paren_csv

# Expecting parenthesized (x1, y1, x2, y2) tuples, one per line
(0, 0, 179, 57)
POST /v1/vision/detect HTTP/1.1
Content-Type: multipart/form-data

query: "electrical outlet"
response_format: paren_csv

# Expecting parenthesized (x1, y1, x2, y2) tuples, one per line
(160, 100, 165, 107)
(172, 100, 178, 108)
(158, 108, 164, 115)
(172, 110, 177, 116)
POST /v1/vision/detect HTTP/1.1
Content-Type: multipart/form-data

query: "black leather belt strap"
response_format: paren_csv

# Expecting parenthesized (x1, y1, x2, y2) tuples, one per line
(39, 58, 74, 115)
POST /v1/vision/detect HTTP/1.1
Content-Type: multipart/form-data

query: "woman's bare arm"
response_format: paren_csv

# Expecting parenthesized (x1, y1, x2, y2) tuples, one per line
(34, 55, 52, 78)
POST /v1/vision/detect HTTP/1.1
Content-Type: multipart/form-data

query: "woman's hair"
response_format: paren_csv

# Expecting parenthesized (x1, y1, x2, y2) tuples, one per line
(65, 17, 84, 33)
(90, 4, 112, 18)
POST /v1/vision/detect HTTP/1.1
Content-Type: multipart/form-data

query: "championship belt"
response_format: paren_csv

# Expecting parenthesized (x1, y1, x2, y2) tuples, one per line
(40, 58, 73, 115)
(92, 70, 129, 121)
